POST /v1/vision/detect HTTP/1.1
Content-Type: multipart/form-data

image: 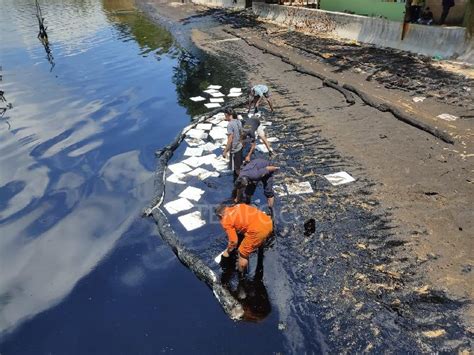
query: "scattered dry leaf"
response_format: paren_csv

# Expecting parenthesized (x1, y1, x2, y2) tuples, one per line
(415, 285, 430, 295)
(422, 329, 446, 338)
(386, 270, 401, 279)
(373, 265, 385, 272)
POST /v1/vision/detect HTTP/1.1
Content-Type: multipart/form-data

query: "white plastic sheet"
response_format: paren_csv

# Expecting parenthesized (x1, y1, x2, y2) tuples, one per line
(267, 137, 279, 142)
(210, 92, 225, 98)
(198, 153, 218, 166)
(178, 211, 206, 231)
(179, 186, 205, 202)
(181, 156, 205, 168)
(214, 251, 224, 264)
(164, 198, 194, 215)
(185, 138, 206, 147)
(168, 162, 193, 174)
(230, 87, 242, 93)
(209, 127, 228, 140)
(208, 85, 222, 90)
(324, 171, 356, 186)
(256, 144, 269, 153)
(286, 181, 314, 195)
(227, 92, 242, 97)
(211, 156, 229, 172)
(204, 89, 218, 94)
(201, 142, 220, 152)
(437, 113, 458, 122)
(187, 167, 218, 180)
(205, 103, 221, 109)
(190, 96, 206, 102)
(210, 98, 225, 103)
(167, 173, 186, 184)
(184, 147, 204, 157)
(209, 117, 222, 124)
(196, 123, 213, 131)
(186, 129, 208, 140)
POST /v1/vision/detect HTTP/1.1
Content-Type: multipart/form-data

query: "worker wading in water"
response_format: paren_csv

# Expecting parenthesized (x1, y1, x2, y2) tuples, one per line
(216, 204, 273, 273)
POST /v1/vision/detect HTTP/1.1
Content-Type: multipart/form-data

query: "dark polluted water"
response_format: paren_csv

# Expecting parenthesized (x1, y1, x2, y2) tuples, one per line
(0, 0, 286, 353)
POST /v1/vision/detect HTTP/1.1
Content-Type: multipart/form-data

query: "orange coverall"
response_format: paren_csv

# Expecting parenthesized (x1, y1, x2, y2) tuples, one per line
(220, 204, 273, 259)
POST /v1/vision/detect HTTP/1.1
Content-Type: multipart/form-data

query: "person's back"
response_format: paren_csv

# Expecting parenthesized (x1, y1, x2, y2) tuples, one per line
(221, 204, 272, 235)
(227, 118, 243, 153)
(252, 85, 269, 97)
(242, 117, 260, 142)
(240, 159, 270, 181)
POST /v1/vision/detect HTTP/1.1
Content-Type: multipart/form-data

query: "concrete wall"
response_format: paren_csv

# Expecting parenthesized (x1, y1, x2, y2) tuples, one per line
(191, 0, 246, 9)
(253, 3, 474, 63)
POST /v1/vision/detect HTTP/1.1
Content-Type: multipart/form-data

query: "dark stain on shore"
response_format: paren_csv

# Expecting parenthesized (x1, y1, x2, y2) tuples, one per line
(143, 7, 473, 353)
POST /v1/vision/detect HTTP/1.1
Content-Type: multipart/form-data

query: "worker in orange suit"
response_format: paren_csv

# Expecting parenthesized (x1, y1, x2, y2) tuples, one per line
(215, 204, 273, 273)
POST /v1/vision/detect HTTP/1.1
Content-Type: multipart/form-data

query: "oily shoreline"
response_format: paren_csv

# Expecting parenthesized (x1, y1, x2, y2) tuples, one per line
(137, 1, 473, 352)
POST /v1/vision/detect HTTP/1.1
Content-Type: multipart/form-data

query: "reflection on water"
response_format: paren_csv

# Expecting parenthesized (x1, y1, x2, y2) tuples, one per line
(108, 11, 174, 57)
(220, 248, 271, 322)
(0, 0, 190, 338)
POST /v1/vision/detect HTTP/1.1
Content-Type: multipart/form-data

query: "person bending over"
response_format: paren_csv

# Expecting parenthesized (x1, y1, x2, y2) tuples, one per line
(233, 158, 279, 208)
(241, 116, 274, 161)
(216, 203, 273, 273)
(248, 84, 274, 114)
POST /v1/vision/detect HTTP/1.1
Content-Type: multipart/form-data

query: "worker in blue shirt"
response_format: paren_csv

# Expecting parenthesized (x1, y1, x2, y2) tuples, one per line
(233, 158, 279, 208)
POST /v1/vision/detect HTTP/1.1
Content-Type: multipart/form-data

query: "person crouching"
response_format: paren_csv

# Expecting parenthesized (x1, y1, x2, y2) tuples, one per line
(215, 204, 273, 273)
